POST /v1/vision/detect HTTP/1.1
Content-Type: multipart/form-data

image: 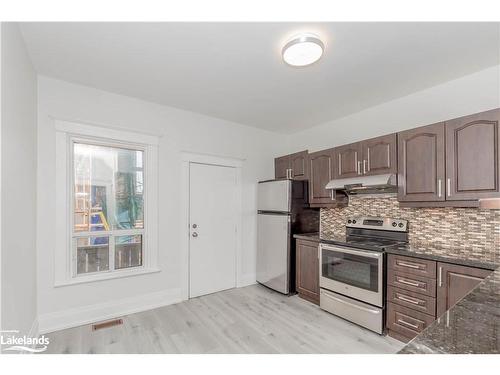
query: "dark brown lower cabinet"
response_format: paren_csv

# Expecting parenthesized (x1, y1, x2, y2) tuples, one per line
(386, 254, 437, 342)
(436, 262, 492, 317)
(295, 238, 320, 305)
(387, 302, 435, 342)
(386, 254, 492, 343)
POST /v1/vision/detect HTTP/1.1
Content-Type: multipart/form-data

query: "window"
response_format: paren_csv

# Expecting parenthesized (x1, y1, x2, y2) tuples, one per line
(72, 142, 145, 276)
(55, 120, 159, 285)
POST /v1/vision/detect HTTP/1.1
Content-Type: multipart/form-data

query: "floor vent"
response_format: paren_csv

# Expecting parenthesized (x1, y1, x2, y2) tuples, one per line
(92, 318, 123, 331)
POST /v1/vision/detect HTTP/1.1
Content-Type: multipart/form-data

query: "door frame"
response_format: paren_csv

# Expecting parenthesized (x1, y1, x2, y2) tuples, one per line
(180, 152, 244, 300)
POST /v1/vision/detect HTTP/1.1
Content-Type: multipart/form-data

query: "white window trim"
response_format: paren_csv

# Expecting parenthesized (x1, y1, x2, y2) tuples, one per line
(54, 120, 160, 287)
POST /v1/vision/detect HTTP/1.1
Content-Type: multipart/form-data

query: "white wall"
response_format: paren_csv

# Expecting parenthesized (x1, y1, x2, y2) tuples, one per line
(0, 23, 38, 337)
(37, 76, 286, 332)
(29, 48, 500, 334)
(287, 65, 500, 153)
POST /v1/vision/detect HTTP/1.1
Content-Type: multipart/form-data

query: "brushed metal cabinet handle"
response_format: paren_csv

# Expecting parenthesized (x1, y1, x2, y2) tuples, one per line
(396, 294, 422, 305)
(338, 155, 342, 176)
(363, 159, 367, 174)
(438, 179, 442, 197)
(447, 178, 451, 197)
(397, 261, 421, 269)
(438, 266, 443, 287)
(397, 319, 419, 330)
(396, 277, 421, 288)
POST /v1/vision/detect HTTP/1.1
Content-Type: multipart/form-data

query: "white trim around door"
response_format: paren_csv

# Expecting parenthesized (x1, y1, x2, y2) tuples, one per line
(180, 152, 244, 300)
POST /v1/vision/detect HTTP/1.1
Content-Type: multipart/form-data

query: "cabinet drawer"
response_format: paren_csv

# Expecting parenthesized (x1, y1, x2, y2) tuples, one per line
(387, 302, 435, 340)
(387, 269, 436, 297)
(388, 254, 436, 278)
(387, 286, 436, 316)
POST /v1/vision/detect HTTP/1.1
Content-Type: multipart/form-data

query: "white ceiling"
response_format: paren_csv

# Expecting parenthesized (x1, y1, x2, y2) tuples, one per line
(20, 22, 500, 133)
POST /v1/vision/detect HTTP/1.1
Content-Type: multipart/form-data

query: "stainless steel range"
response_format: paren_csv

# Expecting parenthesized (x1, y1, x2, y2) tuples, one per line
(319, 216, 409, 334)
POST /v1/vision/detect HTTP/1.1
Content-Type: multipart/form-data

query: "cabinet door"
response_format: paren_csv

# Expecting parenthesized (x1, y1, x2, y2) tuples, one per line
(436, 263, 491, 317)
(289, 150, 308, 180)
(296, 239, 320, 304)
(308, 148, 335, 205)
(398, 122, 445, 202)
(445, 108, 500, 200)
(333, 142, 363, 179)
(274, 155, 290, 179)
(362, 134, 397, 176)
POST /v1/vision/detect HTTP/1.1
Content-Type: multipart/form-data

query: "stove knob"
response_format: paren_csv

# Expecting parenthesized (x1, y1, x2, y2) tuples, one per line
(398, 223, 404, 228)
(347, 219, 352, 224)
(352, 219, 356, 224)
(392, 222, 397, 227)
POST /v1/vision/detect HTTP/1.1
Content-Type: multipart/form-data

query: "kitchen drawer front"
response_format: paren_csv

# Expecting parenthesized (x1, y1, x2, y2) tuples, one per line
(387, 286, 436, 316)
(320, 289, 383, 334)
(387, 268, 437, 297)
(387, 302, 435, 339)
(388, 254, 436, 278)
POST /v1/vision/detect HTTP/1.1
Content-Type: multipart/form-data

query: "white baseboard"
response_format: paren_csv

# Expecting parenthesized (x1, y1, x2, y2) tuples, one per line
(38, 288, 183, 334)
(237, 273, 256, 288)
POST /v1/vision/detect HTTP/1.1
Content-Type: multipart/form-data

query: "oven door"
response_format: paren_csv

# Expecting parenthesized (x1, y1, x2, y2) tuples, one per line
(319, 244, 383, 307)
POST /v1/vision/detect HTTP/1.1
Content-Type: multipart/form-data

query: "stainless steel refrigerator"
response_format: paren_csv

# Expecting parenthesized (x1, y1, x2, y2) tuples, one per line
(256, 179, 319, 294)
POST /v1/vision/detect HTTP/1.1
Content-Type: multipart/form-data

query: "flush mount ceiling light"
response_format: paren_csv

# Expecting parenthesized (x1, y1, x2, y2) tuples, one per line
(282, 33, 324, 67)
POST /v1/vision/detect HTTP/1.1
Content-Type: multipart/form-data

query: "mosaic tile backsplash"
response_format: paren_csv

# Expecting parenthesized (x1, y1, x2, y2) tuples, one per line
(320, 196, 500, 264)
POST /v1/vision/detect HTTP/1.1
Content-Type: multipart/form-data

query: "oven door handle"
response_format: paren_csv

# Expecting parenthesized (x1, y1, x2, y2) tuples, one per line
(320, 244, 382, 258)
(321, 290, 381, 314)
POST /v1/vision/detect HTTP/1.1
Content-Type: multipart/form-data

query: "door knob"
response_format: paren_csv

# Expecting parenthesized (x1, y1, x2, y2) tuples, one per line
(192, 232, 198, 237)
(192, 224, 197, 228)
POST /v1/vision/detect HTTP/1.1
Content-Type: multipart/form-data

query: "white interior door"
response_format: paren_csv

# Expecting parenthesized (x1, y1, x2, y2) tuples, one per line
(189, 162, 238, 298)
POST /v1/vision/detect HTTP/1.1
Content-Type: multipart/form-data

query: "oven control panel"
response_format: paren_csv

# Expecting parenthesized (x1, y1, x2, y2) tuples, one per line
(346, 216, 408, 232)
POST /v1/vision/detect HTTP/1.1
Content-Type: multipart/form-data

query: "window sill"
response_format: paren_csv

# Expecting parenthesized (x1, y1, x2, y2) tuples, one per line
(54, 267, 161, 288)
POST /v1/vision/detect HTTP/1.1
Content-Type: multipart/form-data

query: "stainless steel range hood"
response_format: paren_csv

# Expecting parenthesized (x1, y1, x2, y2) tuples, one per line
(325, 173, 397, 195)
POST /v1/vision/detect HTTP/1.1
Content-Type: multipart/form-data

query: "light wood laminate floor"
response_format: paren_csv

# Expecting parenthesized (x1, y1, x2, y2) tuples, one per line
(43, 284, 404, 354)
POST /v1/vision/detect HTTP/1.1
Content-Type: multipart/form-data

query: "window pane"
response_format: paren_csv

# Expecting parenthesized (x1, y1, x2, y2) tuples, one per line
(73, 143, 144, 232)
(76, 236, 110, 274)
(115, 235, 142, 269)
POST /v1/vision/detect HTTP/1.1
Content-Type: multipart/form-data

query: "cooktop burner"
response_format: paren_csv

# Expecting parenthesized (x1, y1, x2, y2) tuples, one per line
(321, 216, 409, 252)
(320, 235, 405, 252)
(344, 235, 404, 249)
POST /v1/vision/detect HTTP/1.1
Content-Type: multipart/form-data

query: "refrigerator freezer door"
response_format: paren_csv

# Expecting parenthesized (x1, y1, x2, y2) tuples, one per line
(256, 213, 290, 294)
(257, 180, 290, 212)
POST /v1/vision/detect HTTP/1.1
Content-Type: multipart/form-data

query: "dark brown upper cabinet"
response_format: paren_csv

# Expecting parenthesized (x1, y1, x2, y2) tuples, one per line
(289, 150, 308, 180)
(333, 134, 397, 179)
(445, 108, 500, 201)
(274, 155, 290, 179)
(333, 142, 363, 178)
(307, 148, 335, 205)
(274, 150, 308, 180)
(363, 134, 397, 176)
(398, 122, 446, 202)
(436, 262, 491, 317)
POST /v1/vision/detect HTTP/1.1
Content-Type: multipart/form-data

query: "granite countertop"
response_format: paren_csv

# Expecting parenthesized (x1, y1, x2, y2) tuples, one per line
(385, 243, 497, 271)
(399, 265, 499, 354)
(293, 233, 320, 242)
